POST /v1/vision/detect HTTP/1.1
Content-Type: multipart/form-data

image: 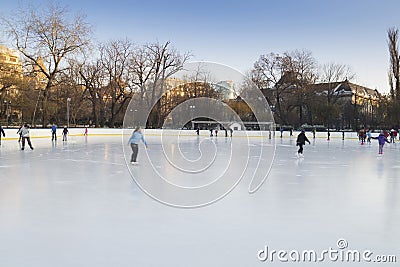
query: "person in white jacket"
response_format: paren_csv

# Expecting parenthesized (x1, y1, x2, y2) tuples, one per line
(21, 124, 34, 150)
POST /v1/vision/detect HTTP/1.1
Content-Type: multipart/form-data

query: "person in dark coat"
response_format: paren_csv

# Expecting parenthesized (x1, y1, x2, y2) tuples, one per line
(296, 130, 310, 157)
(0, 125, 5, 145)
(17, 124, 23, 142)
(62, 126, 69, 141)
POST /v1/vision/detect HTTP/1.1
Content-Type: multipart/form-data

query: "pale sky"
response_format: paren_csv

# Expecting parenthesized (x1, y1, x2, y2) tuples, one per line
(1, 0, 399, 93)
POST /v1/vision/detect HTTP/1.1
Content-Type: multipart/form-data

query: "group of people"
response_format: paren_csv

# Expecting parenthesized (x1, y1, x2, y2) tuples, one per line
(208, 126, 233, 137)
(50, 124, 70, 141)
(296, 128, 396, 157)
(0, 123, 74, 151)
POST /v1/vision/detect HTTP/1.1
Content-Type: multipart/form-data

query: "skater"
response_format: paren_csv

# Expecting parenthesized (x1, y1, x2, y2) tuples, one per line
(313, 128, 316, 139)
(359, 129, 365, 145)
(209, 128, 213, 137)
(366, 130, 372, 144)
(389, 129, 395, 143)
(17, 124, 23, 142)
(280, 126, 284, 138)
(372, 132, 390, 155)
(327, 130, 331, 141)
(0, 125, 5, 145)
(195, 127, 200, 136)
(62, 126, 69, 141)
(342, 131, 345, 141)
(84, 127, 88, 136)
(296, 129, 310, 158)
(21, 124, 34, 150)
(215, 125, 219, 137)
(229, 128, 233, 137)
(127, 126, 147, 165)
(289, 128, 293, 137)
(51, 124, 57, 141)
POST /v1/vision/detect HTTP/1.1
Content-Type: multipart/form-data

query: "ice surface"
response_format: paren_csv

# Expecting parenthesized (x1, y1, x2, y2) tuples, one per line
(0, 131, 399, 266)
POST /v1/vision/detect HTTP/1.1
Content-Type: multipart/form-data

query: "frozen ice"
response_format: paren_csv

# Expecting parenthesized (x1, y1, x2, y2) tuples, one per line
(0, 130, 399, 266)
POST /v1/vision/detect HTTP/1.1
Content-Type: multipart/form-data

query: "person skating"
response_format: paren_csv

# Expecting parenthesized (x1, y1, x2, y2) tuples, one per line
(372, 132, 390, 155)
(195, 128, 200, 136)
(51, 124, 57, 141)
(366, 130, 372, 144)
(21, 124, 34, 150)
(62, 126, 69, 141)
(296, 129, 310, 158)
(127, 126, 147, 165)
(17, 124, 23, 142)
(359, 129, 365, 145)
(389, 129, 395, 143)
(0, 125, 5, 145)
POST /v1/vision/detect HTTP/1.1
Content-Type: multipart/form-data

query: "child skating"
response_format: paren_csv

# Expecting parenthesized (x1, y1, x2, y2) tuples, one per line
(372, 132, 390, 155)
(62, 126, 69, 141)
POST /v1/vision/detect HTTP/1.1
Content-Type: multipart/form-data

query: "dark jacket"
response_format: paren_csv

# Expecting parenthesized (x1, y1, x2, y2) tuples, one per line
(296, 132, 310, 145)
(0, 126, 5, 137)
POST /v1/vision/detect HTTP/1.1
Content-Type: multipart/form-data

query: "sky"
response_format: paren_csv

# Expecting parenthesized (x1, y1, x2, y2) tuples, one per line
(1, 0, 399, 93)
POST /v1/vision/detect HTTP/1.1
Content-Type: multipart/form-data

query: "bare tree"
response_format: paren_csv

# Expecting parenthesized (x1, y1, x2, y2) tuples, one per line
(319, 63, 355, 101)
(99, 39, 134, 127)
(285, 49, 318, 125)
(320, 62, 355, 84)
(78, 59, 107, 127)
(3, 3, 91, 126)
(251, 53, 288, 123)
(251, 50, 318, 126)
(388, 27, 400, 101)
(129, 41, 191, 128)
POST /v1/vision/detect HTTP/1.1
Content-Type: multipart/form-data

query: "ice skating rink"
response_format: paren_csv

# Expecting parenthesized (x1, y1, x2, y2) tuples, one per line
(0, 129, 399, 266)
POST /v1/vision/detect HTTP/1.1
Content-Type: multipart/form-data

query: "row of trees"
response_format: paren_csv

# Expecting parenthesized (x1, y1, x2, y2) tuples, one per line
(0, 3, 399, 129)
(249, 28, 400, 130)
(0, 4, 190, 127)
(250, 50, 357, 128)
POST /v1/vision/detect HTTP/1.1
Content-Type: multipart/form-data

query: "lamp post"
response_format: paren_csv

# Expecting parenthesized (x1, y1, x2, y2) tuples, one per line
(67, 98, 71, 127)
(189, 105, 195, 129)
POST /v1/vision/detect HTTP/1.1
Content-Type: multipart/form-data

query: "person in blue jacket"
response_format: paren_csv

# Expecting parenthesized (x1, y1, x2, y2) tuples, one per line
(51, 124, 57, 141)
(372, 132, 390, 155)
(127, 126, 148, 165)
